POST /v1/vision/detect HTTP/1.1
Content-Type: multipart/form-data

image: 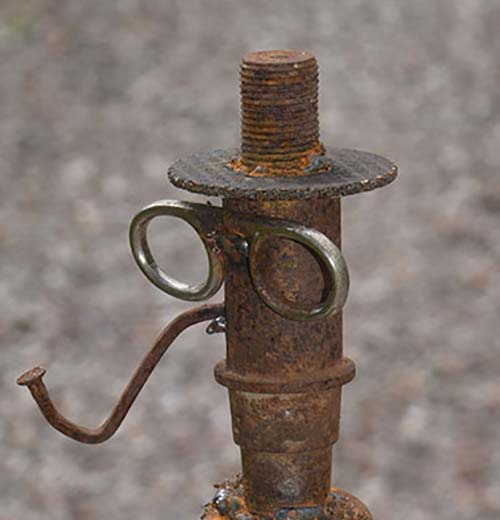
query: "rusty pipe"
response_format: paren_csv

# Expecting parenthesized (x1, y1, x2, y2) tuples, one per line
(17, 47, 398, 520)
(218, 198, 347, 514)
(17, 303, 224, 444)
(219, 52, 344, 514)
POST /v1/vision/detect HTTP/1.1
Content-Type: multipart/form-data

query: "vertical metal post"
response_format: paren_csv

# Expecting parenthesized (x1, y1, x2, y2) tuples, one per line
(18, 49, 398, 520)
(213, 52, 347, 514)
(219, 198, 343, 513)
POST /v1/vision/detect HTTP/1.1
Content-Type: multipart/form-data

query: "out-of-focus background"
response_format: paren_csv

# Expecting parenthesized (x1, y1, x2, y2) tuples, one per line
(1, 1, 499, 519)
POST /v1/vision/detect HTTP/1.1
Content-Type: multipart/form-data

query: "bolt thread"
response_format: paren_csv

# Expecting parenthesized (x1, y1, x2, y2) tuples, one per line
(239, 50, 324, 176)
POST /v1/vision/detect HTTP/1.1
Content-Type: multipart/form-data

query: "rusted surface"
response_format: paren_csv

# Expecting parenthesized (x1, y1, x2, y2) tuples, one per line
(241, 449, 333, 513)
(222, 198, 343, 377)
(214, 357, 355, 394)
(168, 50, 397, 196)
(217, 197, 351, 515)
(236, 50, 323, 176)
(229, 391, 340, 453)
(17, 48, 397, 519)
(205, 50, 390, 517)
(17, 303, 224, 444)
(167, 147, 398, 200)
(202, 476, 372, 520)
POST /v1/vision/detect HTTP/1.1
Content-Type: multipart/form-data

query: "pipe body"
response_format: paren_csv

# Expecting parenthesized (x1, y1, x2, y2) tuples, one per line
(216, 198, 345, 514)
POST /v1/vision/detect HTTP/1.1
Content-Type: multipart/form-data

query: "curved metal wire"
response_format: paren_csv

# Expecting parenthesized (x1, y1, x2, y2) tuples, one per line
(17, 303, 224, 444)
(241, 218, 350, 320)
(129, 200, 225, 301)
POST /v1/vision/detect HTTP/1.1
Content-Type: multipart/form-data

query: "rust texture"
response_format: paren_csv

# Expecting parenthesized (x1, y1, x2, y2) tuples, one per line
(232, 50, 326, 176)
(217, 52, 347, 510)
(168, 147, 397, 200)
(17, 303, 224, 444)
(210, 50, 387, 517)
(216, 197, 354, 515)
(18, 48, 398, 520)
(202, 476, 372, 520)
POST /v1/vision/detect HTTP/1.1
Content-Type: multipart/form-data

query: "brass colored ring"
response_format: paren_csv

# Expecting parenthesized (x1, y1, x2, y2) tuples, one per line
(129, 200, 225, 301)
(246, 219, 349, 320)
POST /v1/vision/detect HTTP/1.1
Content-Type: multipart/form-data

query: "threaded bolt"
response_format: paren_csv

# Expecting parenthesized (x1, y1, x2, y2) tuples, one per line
(233, 50, 328, 177)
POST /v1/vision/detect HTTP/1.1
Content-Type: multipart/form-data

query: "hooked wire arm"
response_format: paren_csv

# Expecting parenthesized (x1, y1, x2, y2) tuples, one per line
(17, 303, 224, 444)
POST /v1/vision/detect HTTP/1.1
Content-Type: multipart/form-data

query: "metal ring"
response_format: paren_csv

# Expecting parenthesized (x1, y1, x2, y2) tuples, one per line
(129, 200, 225, 301)
(247, 221, 349, 320)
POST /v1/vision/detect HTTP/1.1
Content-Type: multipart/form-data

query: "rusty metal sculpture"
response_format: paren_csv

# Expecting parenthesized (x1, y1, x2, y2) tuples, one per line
(18, 50, 397, 519)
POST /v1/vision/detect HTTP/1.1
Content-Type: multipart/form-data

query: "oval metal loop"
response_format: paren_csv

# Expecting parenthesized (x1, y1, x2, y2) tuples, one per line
(247, 220, 349, 321)
(129, 200, 225, 301)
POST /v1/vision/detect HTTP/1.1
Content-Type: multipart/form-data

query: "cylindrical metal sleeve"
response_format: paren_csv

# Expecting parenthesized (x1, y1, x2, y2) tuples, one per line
(241, 448, 333, 514)
(229, 389, 341, 453)
(223, 198, 342, 379)
(220, 197, 343, 514)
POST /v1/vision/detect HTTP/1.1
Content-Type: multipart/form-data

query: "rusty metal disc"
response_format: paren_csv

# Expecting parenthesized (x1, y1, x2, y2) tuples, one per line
(167, 148, 397, 200)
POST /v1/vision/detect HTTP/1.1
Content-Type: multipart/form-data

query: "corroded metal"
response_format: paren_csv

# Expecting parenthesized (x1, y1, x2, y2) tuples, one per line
(17, 304, 224, 443)
(237, 50, 322, 176)
(217, 198, 349, 514)
(168, 147, 397, 200)
(18, 49, 397, 519)
(201, 50, 395, 518)
(129, 200, 349, 321)
(203, 476, 372, 520)
(222, 205, 349, 320)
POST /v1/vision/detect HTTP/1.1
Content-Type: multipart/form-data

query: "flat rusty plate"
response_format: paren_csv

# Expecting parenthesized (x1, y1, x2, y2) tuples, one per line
(168, 147, 397, 200)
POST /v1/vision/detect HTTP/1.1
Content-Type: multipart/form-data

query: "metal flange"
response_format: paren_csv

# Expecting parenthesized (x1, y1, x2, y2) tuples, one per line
(168, 147, 397, 201)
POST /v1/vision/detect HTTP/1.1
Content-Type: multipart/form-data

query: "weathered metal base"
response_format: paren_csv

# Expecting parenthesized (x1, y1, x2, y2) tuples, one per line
(202, 476, 372, 520)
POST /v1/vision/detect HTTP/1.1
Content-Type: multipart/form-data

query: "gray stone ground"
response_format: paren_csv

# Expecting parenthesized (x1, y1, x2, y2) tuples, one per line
(1, 1, 499, 519)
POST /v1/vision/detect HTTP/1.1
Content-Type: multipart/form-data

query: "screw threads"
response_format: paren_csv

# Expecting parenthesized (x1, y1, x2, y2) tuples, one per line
(237, 50, 326, 176)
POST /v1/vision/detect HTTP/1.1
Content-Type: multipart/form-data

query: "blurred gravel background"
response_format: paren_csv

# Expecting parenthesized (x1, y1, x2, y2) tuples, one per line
(1, 1, 499, 519)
